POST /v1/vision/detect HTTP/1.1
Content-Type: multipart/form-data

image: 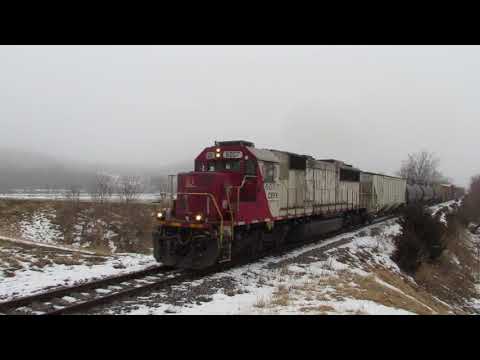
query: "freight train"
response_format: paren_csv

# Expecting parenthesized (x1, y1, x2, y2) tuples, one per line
(152, 141, 460, 270)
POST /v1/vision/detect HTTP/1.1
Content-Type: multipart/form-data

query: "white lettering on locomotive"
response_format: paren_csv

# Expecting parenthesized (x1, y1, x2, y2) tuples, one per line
(264, 183, 279, 201)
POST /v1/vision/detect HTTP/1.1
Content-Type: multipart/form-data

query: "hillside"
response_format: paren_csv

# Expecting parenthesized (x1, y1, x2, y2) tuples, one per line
(0, 148, 192, 192)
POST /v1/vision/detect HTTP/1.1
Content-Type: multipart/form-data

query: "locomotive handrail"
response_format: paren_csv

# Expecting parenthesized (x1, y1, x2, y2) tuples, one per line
(235, 175, 258, 215)
(175, 192, 224, 246)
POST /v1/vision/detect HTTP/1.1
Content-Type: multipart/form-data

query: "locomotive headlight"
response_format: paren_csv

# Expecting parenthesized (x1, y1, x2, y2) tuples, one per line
(216, 148, 221, 153)
(195, 214, 203, 222)
(156, 212, 164, 220)
(215, 152, 221, 158)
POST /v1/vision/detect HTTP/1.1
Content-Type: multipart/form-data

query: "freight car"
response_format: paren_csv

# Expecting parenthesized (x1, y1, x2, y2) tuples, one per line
(152, 141, 409, 270)
(406, 182, 460, 205)
(360, 172, 406, 216)
(434, 183, 455, 203)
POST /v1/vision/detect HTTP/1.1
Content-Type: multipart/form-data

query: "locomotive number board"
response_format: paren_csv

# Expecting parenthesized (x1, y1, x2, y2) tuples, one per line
(223, 151, 243, 159)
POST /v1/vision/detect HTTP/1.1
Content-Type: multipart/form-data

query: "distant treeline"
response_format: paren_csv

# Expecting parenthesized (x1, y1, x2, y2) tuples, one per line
(0, 148, 189, 193)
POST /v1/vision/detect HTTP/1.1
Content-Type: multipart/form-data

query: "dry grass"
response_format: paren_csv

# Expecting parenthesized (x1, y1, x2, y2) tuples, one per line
(252, 212, 480, 315)
(271, 284, 291, 306)
(259, 256, 461, 314)
(0, 239, 108, 275)
(0, 198, 157, 254)
(413, 230, 478, 312)
(298, 304, 335, 314)
(254, 296, 268, 308)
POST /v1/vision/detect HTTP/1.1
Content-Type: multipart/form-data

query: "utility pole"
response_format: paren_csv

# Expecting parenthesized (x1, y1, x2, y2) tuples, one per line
(168, 174, 175, 201)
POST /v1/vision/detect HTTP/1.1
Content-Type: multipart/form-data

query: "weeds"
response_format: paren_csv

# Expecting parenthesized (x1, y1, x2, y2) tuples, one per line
(392, 204, 447, 274)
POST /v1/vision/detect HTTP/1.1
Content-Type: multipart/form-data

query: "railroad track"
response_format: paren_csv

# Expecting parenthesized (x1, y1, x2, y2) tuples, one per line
(0, 215, 397, 315)
(0, 265, 180, 315)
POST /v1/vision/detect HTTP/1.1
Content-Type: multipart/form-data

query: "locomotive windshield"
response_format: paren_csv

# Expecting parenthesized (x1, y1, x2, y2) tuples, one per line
(196, 160, 242, 172)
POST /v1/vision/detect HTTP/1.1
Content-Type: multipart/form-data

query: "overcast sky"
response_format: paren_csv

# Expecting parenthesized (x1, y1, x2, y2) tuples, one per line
(0, 45, 478, 186)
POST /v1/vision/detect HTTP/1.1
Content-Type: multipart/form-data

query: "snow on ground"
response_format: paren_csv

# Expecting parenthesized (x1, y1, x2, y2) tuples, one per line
(1, 200, 475, 315)
(99, 201, 476, 315)
(19, 210, 62, 244)
(0, 241, 157, 302)
(101, 218, 425, 315)
(430, 200, 458, 216)
(0, 235, 97, 255)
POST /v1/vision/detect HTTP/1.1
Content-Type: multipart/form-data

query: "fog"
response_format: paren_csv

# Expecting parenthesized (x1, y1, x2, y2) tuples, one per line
(1, 45, 478, 187)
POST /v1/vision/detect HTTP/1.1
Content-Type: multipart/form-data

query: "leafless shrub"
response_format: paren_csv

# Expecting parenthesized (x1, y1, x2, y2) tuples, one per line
(90, 172, 118, 204)
(65, 185, 81, 207)
(55, 185, 82, 244)
(392, 204, 447, 274)
(119, 175, 144, 204)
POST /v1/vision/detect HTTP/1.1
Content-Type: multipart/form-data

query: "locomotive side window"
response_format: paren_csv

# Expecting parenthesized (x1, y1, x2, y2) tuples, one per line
(264, 162, 276, 183)
(340, 168, 360, 182)
(245, 159, 256, 175)
(195, 161, 205, 172)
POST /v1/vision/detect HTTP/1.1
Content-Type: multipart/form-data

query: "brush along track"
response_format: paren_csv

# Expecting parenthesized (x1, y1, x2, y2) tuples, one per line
(0, 215, 396, 315)
(0, 265, 176, 315)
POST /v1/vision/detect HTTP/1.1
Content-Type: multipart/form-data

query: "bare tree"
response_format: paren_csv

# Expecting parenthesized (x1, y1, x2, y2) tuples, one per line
(90, 172, 118, 203)
(397, 150, 448, 184)
(119, 175, 144, 204)
(65, 185, 81, 206)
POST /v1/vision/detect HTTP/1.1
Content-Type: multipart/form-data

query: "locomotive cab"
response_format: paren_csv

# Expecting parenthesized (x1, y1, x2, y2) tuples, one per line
(153, 141, 262, 269)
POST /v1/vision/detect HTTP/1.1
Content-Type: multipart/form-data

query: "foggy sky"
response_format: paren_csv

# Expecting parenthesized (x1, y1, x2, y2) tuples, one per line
(0, 45, 478, 187)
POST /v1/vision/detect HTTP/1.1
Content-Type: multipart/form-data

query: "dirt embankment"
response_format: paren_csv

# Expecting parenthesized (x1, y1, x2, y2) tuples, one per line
(0, 199, 164, 254)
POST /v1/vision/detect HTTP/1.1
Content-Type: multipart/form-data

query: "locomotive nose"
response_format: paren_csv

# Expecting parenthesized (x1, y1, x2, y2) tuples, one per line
(175, 172, 234, 221)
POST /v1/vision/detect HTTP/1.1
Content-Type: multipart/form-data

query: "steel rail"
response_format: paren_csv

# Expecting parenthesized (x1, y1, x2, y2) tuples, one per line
(0, 265, 171, 315)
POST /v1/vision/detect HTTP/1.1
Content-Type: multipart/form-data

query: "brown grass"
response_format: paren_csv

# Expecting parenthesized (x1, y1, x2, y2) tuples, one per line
(299, 305, 335, 314)
(414, 229, 478, 312)
(0, 198, 157, 254)
(0, 239, 108, 273)
(254, 296, 268, 308)
(271, 284, 291, 306)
